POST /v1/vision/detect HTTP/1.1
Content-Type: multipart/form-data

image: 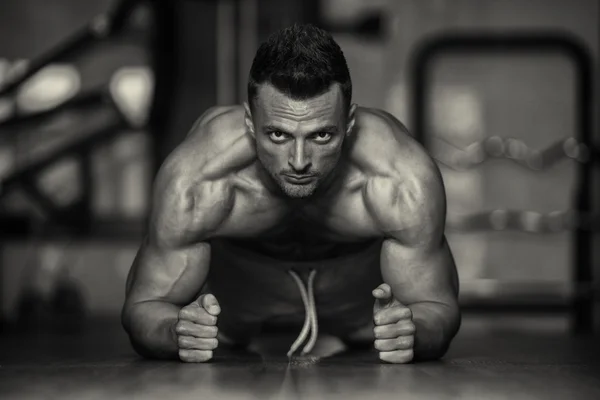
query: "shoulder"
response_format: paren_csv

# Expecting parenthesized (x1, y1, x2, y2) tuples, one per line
(150, 105, 249, 247)
(357, 108, 446, 246)
(183, 105, 246, 144)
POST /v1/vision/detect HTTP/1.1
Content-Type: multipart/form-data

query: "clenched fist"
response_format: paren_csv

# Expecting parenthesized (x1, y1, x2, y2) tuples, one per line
(372, 283, 416, 364)
(173, 293, 221, 362)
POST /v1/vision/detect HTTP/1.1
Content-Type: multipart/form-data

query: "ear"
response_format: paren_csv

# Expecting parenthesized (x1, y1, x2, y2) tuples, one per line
(243, 101, 255, 137)
(346, 103, 357, 136)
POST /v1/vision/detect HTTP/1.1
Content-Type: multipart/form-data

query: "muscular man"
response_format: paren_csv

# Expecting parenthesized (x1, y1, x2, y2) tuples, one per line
(122, 24, 460, 364)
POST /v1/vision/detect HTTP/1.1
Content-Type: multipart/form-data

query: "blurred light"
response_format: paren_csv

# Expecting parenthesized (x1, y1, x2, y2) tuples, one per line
(506, 138, 527, 160)
(91, 14, 110, 37)
(563, 137, 579, 158)
(433, 85, 482, 140)
(562, 137, 589, 163)
(36, 158, 81, 207)
(451, 151, 467, 169)
(131, 4, 152, 30)
(519, 211, 542, 233)
(489, 209, 508, 230)
(484, 136, 505, 157)
(109, 66, 154, 128)
(470, 142, 486, 164)
(526, 149, 543, 170)
(16, 64, 80, 114)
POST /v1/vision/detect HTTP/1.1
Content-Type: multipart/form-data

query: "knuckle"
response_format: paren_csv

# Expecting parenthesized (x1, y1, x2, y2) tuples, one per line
(204, 294, 216, 304)
(373, 326, 383, 338)
(180, 307, 196, 320)
(396, 320, 415, 334)
(174, 322, 183, 333)
(207, 325, 219, 336)
(194, 350, 213, 362)
(198, 325, 215, 337)
(194, 323, 217, 337)
(402, 349, 414, 362)
(175, 322, 187, 335)
(179, 349, 191, 361)
(398, 336, 414, 349)
(379, 350, 414, 364)
(179, 349, 213, 363)
(178, 336, 189, 347)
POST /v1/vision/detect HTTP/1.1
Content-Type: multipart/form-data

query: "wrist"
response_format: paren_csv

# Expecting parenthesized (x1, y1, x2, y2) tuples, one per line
(409, 304, 459, 361)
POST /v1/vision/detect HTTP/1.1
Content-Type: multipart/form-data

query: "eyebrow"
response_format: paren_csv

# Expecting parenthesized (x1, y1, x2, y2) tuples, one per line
(263, 125, 339, 134)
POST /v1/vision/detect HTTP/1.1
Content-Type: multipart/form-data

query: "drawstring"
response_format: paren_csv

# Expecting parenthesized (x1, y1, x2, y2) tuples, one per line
(286, 269, 318, 357)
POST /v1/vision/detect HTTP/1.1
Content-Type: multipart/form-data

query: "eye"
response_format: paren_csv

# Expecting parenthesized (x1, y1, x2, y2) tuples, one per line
(313, 132, 332, 143)
(268, 131, 288, 143)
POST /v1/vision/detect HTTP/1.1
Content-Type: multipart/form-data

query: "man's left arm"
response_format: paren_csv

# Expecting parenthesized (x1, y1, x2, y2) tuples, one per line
(367, 164, 461, 363)
(379, 233, 460, 362)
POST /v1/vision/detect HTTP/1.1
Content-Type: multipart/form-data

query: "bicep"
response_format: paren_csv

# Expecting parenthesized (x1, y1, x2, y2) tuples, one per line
(124, 159, 224, 307)
(125, 237, 211, 307)
(371, 157, 458, 306)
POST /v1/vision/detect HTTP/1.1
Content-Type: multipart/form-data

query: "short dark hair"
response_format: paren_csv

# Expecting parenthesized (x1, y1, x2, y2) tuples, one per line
(247, 23, 352, 110)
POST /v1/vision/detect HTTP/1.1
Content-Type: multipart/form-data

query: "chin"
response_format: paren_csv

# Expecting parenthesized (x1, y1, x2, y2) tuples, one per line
(279, 181, 319, 198)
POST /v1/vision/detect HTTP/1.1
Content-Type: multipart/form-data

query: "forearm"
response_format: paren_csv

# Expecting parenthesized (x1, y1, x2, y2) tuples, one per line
(408, 301, 461, 361)
(122, 300, 180, 359)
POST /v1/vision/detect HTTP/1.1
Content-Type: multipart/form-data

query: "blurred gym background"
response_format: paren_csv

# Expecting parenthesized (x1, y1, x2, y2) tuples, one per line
(0, 0, 598, 336)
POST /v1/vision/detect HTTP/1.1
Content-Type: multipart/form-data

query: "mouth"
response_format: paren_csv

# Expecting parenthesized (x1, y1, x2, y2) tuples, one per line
(283, 174, 316, 184)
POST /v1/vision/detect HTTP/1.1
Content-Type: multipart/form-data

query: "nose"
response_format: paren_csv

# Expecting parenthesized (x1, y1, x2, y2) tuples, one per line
(289, 139, 311, 173)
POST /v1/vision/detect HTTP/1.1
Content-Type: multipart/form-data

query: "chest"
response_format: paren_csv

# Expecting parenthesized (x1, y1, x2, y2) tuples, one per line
(215, 180, 380, 242)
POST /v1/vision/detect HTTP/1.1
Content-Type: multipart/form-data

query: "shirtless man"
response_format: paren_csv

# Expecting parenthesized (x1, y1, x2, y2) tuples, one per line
(121, 23, 461, 364)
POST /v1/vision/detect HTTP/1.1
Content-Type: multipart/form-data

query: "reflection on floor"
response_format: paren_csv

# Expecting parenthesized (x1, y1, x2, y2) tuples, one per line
(1, 314, 599, 400)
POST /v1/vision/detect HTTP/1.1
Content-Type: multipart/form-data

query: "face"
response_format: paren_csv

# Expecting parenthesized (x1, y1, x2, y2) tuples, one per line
(245, 83, 356, 198)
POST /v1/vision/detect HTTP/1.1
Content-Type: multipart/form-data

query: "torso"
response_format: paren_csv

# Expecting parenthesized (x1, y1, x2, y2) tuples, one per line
(169, 104, 423, 262)
(149, 105, 438, 336)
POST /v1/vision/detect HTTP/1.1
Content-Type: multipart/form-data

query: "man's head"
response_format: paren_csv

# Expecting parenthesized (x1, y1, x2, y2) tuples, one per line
(245, 24, 356, 198)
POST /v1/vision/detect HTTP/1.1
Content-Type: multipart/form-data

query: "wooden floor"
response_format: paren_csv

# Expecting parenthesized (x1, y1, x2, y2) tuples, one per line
(1, 317, 600, 400)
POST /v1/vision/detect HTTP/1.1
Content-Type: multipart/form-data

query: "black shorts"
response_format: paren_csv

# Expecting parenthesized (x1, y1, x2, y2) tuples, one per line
(206, 238, 384, 344)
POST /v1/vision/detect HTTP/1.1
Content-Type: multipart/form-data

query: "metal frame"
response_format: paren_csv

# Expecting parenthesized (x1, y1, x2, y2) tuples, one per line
(410, 31, 594, 333)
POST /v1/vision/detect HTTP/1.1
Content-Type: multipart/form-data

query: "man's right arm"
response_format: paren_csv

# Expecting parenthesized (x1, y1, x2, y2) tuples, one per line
(121, 107, 237, 359)
(121, 236, 211, 359)
(121, 130, 219, 359)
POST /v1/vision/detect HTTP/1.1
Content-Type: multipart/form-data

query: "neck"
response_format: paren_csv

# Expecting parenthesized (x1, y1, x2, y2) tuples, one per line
(255, 158, 347, 205)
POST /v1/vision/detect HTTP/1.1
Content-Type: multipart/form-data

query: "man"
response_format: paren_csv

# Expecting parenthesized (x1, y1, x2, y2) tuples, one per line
(121, 23, 461, 364)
